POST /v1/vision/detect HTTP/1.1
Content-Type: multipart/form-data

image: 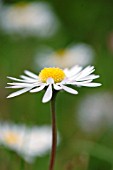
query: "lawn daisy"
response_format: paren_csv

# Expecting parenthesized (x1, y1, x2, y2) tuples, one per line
(0, 2, 59, 37)
(34, 43, 95, 69)
(0, 122, 59, 163)
(6, 66, 101, 103)
(77, 92, 113, 133)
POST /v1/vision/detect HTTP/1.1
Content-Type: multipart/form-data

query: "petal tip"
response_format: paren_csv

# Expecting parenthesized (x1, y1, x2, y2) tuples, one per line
(42, 98, 49, 103)
(98, 83, 102, 86)
(7, 95, 11, 98)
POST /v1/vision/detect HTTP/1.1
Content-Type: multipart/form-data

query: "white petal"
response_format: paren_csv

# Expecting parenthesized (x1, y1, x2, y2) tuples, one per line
(7, 76, 38, 83)
(64, 65, 82, 77)
(30, 85, 45, 92)
(20, 75, 36, 81)
(42, 85, 52, 103)
(47, 78, 54, 84)
(63, 68, 68, 73)
(7, 82, 35, 87)
(6, 86, 26, 89)
(7, 76, 28, 82)
(77, 74, 99, 81)
(53, 84, 62, 90)
(61, 85, 78, 94)
(24, 70, 38, 79)
(7, 87, 32, 98)
(69, 65, 83, 75)
(70, 80, 92, 85)
(60, 77, 69, 84)
(75, 66, 95, 80)
(81, 82, 102, 87)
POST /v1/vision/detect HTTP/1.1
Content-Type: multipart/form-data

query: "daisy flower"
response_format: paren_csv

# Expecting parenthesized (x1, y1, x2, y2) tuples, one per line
(77, 92, 113, 133)
(34, 43, 95, 69)
(6, 65, 101, 103)
(0, 122, 59, 163)
(0, 2, 59, 37)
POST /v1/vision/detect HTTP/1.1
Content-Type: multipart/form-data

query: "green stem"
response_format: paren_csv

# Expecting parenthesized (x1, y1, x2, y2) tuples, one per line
(49, 93, 57, 170)
(20, 158, 25, 170)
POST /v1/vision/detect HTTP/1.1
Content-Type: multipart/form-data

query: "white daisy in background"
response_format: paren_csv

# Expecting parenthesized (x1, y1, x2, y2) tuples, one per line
(34, 43, 95, 69)
(0, 123, 59, 163)
(77, 92, 113, 133)
(0, 2, 59, 37)
(6, 66, 101, 103)
(0, 123, 26, 151)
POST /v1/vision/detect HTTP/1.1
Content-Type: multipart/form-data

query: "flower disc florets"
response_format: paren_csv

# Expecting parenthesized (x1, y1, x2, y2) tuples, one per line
(4, 132, 19, 144)
(39, 67, 66, 83)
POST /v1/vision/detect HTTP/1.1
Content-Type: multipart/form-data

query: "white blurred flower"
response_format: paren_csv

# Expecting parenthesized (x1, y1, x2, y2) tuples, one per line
(0, 123, 60, 163)
(77, 92, 113, 133)
(34, 44, 95, 69)
(0, 2, 59, 37)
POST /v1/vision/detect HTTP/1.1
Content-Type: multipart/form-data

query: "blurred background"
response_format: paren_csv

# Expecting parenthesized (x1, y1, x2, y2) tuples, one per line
(0, 0, 113, 169)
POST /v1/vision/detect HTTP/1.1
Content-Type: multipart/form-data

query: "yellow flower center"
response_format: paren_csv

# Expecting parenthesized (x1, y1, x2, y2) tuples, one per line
(14, 2, 28, 8)
(55, 49, 66, 58)
(4, 132, 20, 145)
(39, 67, 66, 83)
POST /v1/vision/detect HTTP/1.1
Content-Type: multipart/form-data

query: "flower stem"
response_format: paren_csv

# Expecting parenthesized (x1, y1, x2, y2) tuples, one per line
(20, 158, 25, 170)
(49, 93, 57, 170)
